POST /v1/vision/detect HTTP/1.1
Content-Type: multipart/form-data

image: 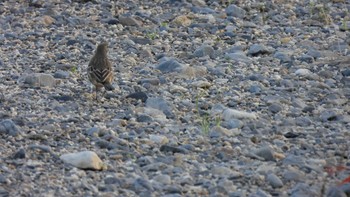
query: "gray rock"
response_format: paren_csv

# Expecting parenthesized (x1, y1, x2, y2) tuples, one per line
(193, 45, 215, 58)
(54, 70, 70, 79)
(297, 54, 314, 63)
(225, 4, 246, 18)
(146, 97, 174, 118)
(326, 186, 347, 197)
(153, 174, 171, 185)
(221, 119, 243, 129)
(86, 127, 100, 137)
(126, 92, 148, 102)
(250, 189, 271, 197)
(283, 169, 303, 182)
(0, 119, 20, 136)
(13, 148, 26, 159)
(268, 103, 283, 113)
(274, 51, 292, 63)
(132, 178, 153, 191)
(307, 48, 322, 58)
(254, 146, 275, 161)
(155, 59, 185, 73)
(211, 166, 241, 177)
(295, 117, 312, 127)
(18, 73, 57, 88)
(248, 44, 272, 56)
(266, 173, 283, 188)
(119, 13, 141, 26)
(320, 110, 338, 122)
(224, 51, 252, 64)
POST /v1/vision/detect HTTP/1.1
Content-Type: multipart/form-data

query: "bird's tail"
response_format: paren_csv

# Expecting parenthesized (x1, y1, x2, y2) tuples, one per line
(104, 83, 115, 91)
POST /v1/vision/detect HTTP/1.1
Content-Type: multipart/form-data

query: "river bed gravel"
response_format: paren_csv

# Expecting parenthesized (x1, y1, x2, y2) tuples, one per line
(0, 0, 350, 196)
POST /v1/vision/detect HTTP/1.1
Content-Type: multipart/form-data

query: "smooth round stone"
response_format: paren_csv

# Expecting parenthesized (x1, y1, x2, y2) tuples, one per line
(266, 173, 283, 188)
(153, 174, 171, 185)
(254, 146, 275, 161)
(269, 103, 283, 113)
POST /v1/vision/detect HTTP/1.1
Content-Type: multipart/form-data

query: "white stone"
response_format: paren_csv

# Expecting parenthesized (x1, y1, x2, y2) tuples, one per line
(60, 151, 105, 170)
(223, 108, 257, 120)
(295, 68, 311, 76)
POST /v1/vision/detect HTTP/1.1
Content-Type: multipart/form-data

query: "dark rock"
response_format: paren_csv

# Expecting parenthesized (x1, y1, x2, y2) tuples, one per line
(160, 145, 188, 154)
(126, 92, 148, 102)
(13, 148, 26, 159)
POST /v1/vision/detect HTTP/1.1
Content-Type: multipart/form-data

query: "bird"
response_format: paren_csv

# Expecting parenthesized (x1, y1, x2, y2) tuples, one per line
(87, 42, 115, 99)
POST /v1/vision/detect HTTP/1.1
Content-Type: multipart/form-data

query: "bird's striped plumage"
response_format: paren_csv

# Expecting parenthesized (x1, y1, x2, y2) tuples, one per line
(88, 42, 114, 98)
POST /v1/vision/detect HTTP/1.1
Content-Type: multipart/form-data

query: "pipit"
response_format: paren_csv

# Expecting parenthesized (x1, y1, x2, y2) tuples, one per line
(88, 42, 115, 99)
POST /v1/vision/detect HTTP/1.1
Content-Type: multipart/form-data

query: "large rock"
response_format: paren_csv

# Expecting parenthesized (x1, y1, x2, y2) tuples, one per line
(17, 73, 57, 88)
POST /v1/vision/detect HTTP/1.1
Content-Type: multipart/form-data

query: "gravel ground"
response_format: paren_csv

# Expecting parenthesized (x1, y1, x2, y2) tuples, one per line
(0, 0, 350, 196)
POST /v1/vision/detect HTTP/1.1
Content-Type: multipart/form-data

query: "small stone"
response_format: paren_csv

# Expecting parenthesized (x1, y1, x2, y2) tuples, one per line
(266, 173, 283, 188)
(193, 45, 215, 59)
(119, 13, 141, 26)
(223, 108, 257, 120)
(225, 4, 246, 18)
(160, 145, 188, 154)
(136, 114, 153, 122)
(173, 15, 191, 26)
(283, 169, 303, 182)
(149, 134, 169, 145)
(295, 68, 311, 76)
(54, 70, 70, 79)
(211, 166, 241, 178)
(18, 73, 57, 88)
(156, 59, 185, 73)
(248, 44, 272, 56)
(192, 80, 211, 88)
(268, 103, 283, 113)
(146, 97, 174, 118)
(320, 110, 338, 121)
(254, 146, 275, 161)
(153, 174, 171, 185)
(43, 15, 55, 26)
(13, 148, 26, 159)
(60, 151, 106, 170)
(126, 92, 148, 102)
(224, 52, 252, 64)
(0, 119, 20, 136)
(274, 51, 292, 63)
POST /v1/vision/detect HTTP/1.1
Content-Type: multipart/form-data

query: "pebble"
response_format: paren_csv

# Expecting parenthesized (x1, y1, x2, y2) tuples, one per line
(254, 146, 276, 161)
(146, 97, 174, 118)
(193, 45, 215, 59)
(156, 59, 186, 73)
(225, 4, 246, 18)
(0, 119, 20, 136)
(266, 173, 284, 188)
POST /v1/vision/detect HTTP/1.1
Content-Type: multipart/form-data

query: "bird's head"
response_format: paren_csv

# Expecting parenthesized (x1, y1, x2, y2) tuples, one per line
(96, 42, 108, 55)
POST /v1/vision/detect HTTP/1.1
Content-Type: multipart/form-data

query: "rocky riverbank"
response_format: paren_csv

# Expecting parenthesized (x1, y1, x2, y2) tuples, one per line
(0, 0, 349, 196)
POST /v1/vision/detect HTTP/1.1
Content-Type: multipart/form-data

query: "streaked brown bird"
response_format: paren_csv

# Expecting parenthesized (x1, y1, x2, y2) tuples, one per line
(88, 42, 115, 99)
